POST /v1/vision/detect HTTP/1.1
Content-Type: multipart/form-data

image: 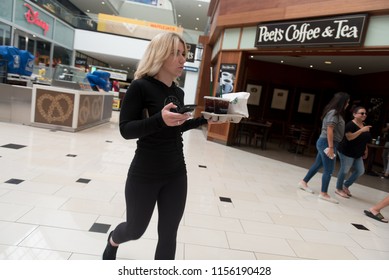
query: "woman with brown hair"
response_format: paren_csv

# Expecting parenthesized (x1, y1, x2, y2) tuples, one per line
(298, 92, 350, 204)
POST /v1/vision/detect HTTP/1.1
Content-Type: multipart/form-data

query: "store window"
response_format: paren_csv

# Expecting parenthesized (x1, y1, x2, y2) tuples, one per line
(0, 22, 11, 46)
(53, 45, 72, 67)
(15, 32, 35, 53)
(36, 40, 51, 66)
(17, 35, 27, 50)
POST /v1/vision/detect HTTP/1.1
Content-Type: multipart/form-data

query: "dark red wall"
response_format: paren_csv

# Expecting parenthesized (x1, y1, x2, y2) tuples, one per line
(243, 59, 389, 138)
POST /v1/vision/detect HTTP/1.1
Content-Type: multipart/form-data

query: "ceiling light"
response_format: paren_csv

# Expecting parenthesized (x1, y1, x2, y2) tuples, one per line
(250, 55, 254, 58)
(310, 65, 313, 68)
(102, 1, 105, 5)
(324, 61, 332, 64)
(196, 18, 200, 21)
(86, 9, 90, 12)
(339, 70, 342, 73)
(178, 14, 181, 17)
(195, 27, 198, 30)
(280, 60, 284, 63)
(198, 4, 202, 7)
(359, 66, 363, 70)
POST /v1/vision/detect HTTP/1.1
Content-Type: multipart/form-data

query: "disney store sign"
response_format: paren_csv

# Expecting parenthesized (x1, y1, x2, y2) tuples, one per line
(24, 3, 50, 35)
(255, 14, 367, 47)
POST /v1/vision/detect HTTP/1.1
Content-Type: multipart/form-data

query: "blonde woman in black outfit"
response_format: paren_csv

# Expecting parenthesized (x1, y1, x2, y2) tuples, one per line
(102, 32, 210, 260)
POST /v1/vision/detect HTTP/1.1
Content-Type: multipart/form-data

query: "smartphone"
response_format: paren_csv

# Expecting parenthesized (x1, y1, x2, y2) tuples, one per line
(178, 104, 197, 114)
(324, 147, 336, 159)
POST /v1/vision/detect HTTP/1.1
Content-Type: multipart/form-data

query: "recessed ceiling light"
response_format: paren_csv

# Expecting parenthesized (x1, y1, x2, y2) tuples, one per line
(178, 14, 181, 17)
(310, 65, 313, 68)
(196, 18, 200, 21)
(324, 61, 332, 64)
(250, 55, 254, 58)
(195, 27, 198, 30)
(102, 1, 105, 4)
(359, 66, 363, 70)
(198, 4, 202, 7)
(86, 9, 90, 13)
(339, 70, 342, 72)
(280, 60, 284, 63)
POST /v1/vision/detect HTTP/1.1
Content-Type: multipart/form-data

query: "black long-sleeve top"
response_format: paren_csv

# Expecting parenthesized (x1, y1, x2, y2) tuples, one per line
(119, 76, 207, 181)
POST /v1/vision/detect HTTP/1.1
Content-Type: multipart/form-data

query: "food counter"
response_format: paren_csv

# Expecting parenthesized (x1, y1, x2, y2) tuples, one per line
(31, 85, 113, 132)
(1, 64, 114, 132)
(0, 83, 33, 125)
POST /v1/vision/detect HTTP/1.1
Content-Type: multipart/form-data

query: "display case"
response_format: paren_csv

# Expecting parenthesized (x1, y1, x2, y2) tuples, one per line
(31, 64, 54, 85)
(51, 64, 91, 90)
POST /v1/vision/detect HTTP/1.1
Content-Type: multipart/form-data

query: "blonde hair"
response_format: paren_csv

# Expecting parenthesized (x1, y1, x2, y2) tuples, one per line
(134, 32, 186, 80)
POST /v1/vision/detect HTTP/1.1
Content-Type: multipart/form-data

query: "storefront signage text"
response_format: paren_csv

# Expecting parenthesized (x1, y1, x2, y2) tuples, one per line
(255, 14, 367, 47)
(186, 43, 196, 63)
(24, 3, 50, 35)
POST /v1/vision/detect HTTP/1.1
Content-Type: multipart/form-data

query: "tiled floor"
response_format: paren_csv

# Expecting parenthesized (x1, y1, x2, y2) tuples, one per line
(0, 111, 389, 260)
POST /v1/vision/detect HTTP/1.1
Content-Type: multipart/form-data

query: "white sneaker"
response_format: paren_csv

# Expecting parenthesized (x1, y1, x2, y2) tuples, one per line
(318, 194, 339, 204)
(298, 182, 314, 194)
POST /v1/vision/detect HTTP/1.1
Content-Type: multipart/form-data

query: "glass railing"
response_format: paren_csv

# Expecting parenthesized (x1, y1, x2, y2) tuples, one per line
(33, 0, 207, 38)
(32, 0, 98, 31)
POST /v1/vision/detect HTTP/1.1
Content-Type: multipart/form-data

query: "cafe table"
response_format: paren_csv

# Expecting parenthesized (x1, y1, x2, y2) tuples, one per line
(236, 120, 272, 149)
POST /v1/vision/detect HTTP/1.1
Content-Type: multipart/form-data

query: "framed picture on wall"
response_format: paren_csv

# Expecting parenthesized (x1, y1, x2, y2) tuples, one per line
(246, 84, 262, 105)
(271, 88, 288, 110)
(298, 93, 315, 114)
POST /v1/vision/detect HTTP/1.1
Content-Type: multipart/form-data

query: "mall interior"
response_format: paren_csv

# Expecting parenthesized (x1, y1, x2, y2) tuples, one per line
(1, 0, 389, 260)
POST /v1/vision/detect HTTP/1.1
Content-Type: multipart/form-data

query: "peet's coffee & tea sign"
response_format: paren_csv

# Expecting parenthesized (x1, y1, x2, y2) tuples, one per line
(255, 14, 367, 48)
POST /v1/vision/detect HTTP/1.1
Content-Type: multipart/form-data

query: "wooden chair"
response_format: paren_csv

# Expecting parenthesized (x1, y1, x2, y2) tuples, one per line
(236, 121, 253, 145)
(292, 128, 313, 155)
(279, 124, 299, 150)
(253, 122, 272, 149)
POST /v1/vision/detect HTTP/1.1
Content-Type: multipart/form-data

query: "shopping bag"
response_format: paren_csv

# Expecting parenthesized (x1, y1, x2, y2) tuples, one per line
(222, 92, 250, 117)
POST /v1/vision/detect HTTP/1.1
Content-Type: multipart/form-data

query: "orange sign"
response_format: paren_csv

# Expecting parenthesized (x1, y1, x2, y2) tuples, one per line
(97, 14, 183, 40)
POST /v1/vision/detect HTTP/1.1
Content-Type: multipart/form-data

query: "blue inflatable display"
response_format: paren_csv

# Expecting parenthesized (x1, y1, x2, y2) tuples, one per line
(19, 50, 35, 76)
(86, 70, 111, 92)
(0, 46, 35, 76)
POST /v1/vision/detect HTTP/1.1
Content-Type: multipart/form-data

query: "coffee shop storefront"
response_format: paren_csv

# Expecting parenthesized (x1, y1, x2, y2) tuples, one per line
(196, 0, 389, 146)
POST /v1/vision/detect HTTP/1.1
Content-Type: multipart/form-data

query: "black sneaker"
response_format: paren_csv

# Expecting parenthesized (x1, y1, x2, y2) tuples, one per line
(102, 231, 118, 260)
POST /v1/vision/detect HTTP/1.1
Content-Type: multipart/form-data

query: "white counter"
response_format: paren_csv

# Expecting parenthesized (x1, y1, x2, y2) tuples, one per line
(31, 85, 113, 132)
(0, 83, 33, 125)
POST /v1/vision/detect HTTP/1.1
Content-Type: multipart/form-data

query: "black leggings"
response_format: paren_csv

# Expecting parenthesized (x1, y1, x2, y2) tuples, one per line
(111, 173, 187, 260)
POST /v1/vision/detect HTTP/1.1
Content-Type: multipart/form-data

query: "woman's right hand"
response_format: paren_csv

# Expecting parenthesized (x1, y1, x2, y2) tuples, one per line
(161, 103, 191, 127)
(361, 125, 372, 132)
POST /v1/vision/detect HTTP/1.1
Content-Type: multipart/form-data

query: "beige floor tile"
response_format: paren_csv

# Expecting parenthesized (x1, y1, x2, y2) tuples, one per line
(227, 231, 296, 257)
(288, 239, 357, 259)
(184, 244, 256, 260)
